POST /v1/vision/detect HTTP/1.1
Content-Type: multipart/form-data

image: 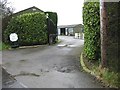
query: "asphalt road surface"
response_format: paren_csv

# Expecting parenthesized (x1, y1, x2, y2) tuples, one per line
(2, 36, 103, 88)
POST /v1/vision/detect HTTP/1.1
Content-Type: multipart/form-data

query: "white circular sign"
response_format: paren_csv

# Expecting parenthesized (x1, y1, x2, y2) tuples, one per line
(9, 33, 18, 42)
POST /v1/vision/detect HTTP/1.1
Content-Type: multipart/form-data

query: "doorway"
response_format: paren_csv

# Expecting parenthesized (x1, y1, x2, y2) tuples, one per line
(60, 28, 66, 35)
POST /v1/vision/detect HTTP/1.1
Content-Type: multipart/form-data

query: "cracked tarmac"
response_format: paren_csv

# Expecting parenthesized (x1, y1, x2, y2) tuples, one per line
(2, 36, 104, 88)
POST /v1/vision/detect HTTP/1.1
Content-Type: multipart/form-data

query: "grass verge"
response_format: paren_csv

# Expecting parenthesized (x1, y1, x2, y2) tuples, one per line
(0, 42, 2, 50)
(0, 42, 10, 51)
(80, 52, 119, 88)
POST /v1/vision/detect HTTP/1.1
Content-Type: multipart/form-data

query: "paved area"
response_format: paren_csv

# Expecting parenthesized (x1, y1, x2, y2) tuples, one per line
(0, 49, 2, 89)
(2, 67, 25, 88)
(0, 65, 2, 89)
(2, 36, 103, 88)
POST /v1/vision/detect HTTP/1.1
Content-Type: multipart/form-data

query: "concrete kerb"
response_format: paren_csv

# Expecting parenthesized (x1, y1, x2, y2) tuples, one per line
(80, 52, 110, 88)
(80, 52, 96, 76)
(7, 45, 48, 50)
(10, 40, 62, 49)
(19, 45, 47, 49)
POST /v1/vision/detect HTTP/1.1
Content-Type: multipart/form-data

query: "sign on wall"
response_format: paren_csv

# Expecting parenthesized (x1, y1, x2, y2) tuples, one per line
(9, 33, 18, 42)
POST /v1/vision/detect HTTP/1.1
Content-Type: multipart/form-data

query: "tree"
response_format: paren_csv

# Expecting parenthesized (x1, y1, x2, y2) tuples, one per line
(0, 0, 14, 18)
(0, 0, 14, 41)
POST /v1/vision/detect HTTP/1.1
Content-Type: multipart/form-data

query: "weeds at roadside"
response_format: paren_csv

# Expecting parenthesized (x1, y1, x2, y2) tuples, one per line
(0, 42, 10, 50)
(93, 67, 119, 88)
(82, 53, 119, 88)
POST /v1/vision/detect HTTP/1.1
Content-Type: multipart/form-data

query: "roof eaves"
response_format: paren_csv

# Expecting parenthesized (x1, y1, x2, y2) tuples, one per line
(12, 6, 44, 16)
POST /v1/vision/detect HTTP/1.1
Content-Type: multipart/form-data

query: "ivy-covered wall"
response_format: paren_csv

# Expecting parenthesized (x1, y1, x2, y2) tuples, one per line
(3, 12, 47, 46)
(105, 2, 119, 71)
(83, 2, 100, 60)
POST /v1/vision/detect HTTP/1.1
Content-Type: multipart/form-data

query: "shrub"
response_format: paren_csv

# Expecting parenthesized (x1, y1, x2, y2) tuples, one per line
(4, 12, 47, 46)
(83, 2, 100, 60)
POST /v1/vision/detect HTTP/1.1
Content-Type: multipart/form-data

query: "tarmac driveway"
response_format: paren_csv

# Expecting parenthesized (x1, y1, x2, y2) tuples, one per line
(2, 36, 103, 88)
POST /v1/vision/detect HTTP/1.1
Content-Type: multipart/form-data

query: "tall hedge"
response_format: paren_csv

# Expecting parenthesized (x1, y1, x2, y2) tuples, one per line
(4, 12, 47, 46)
(45, 12, 58, 27)
(83, 2, 100, 60)
(45, 12, 58, 34)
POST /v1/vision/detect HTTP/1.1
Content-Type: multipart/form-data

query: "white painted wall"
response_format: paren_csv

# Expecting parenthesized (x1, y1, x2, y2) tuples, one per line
(68, 28, 74, 35)
(58, 28, 61, 35)
(65, 28, 68, 35)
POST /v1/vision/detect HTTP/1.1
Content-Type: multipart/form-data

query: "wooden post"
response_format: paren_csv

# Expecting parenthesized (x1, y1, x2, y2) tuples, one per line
(100, 0, 108, 68)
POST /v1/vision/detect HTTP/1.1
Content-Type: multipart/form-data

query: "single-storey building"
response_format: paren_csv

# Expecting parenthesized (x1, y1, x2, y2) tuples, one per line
(57, 24, 83, 36)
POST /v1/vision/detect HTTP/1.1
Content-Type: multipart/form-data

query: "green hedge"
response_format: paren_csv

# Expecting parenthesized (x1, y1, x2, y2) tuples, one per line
(4, 12, 47, 46)
(45, 12, 58, 27)
(45, 12, 58, 44)
(45, 12, 58, 34)
(83, 2, 100, 60)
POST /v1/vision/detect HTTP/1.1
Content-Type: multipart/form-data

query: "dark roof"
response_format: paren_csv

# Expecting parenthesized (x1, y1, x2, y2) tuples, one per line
(12, 6, 44, 16)
(58, 24, 82, 28)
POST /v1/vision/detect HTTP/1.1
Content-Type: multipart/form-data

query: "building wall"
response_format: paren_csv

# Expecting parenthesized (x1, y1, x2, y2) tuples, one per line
(58, 28, 61, 35)
(58, 28, 68, 36)
(65, 28, 68, 35)
(57, 24, 83, 36)
(11, 7, 43, 17)
(68, 28, 74, 35)
(73, 24, 83, 35)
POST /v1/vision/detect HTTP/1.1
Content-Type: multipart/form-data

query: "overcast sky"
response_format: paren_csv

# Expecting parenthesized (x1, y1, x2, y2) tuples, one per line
(8, 0, 84, 25)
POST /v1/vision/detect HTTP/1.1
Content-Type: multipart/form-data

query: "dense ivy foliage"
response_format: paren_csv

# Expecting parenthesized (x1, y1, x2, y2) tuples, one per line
(105, 2, 119, 71)
(83, 2, 100, 60)
(4, 12, 47, 46)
